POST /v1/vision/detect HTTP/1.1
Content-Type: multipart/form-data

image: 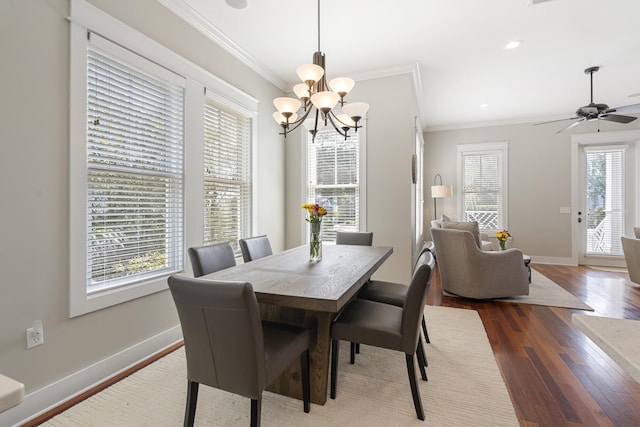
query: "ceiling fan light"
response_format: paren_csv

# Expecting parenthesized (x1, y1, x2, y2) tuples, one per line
(273, 97, 302, 114)
(342, 102, 369, 120)
(296, 64, 324, 85)
(329, 77, 355, 96)
(310, 91, 340, 111)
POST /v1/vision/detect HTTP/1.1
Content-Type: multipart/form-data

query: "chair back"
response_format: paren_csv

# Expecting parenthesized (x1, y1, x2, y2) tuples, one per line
(188, 242, 236, 277)
(239, 235, 273, 262)
(335, 231, 373, 246)
(622, 236, 640, 284)
(168, 276, 266, 399)
(401, 251, 435, 354)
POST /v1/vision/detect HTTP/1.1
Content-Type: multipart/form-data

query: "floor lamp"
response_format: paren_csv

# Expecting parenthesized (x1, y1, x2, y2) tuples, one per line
(431, 174, 453, 220)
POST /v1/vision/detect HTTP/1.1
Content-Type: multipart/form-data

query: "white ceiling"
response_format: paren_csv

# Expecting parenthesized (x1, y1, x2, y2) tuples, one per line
(161, 0, 640, 131)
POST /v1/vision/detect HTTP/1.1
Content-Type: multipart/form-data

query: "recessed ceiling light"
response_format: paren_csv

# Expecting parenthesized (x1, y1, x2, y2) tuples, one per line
(480, 103, 489, 108)
(225, 0, 248, 9)
(503, 40, 522, 50)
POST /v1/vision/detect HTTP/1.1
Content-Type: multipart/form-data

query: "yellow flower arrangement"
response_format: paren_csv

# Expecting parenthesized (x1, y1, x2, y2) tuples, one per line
(496, 230, 511, 250)
(302, 203, 328, 261)
(301, 203, 327, 223)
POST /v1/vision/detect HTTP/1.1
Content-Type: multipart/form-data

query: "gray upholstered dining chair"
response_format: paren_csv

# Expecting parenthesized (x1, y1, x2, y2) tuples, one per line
(359, 241, 433, 347)
(335, 231, 374, 246)
(335, 230, 374, 358)
(622, 236, 640, 285)
(168, 275, 311, 427)
(330, 251, 435, 421)
(188, 242, 236, 277)
(239, 235, 273, 263)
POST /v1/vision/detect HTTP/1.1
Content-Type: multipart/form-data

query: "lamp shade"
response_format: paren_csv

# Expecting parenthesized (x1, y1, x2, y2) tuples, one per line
(342, 102, 370, 121)
(431, 185, 453, 198)
(293, 83, 311, 100)
(310, 91, 340, 112)
(273, 97, 302, 114)
(296, 63, 324, 84)
(329, 77, 355, 96)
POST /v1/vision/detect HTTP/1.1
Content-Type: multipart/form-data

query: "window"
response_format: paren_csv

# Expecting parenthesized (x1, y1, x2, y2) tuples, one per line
(69, 0, 258, 316)
(85, 33, 185, 290)
(203, 96, 252, 252)
(306, 126, 365, 242)
(457, 142, 509, 231)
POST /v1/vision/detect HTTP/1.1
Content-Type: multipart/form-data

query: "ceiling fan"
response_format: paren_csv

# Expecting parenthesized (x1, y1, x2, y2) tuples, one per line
(535, 66, 640, 133)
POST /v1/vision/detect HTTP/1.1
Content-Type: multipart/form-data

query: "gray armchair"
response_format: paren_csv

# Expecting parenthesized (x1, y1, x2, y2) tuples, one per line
(622, 236, 640, 285)
(431, 228, 529, 299)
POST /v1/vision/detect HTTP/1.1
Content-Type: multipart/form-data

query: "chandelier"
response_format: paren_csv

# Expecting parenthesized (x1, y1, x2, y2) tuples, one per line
(272, 0, 369, 141)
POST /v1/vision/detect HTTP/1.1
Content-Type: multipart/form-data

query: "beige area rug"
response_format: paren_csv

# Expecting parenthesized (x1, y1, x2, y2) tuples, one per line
(445, 269, 593, 311)
(572, 314, 640, 383)
(42, 306, 519, 427)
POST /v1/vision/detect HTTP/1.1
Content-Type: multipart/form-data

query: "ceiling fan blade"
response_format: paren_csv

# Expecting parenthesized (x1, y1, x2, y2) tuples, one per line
(556, 118, 585, 133)
(599, 114, 637, 124)
(606, 103, 640, 115)
(533, 117, 578, 126)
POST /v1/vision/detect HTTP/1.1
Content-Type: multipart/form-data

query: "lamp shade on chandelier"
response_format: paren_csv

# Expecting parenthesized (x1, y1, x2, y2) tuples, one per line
(272, 0, 369, 141)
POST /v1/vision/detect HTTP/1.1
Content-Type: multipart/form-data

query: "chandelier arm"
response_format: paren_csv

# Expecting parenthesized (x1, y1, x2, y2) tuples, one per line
(326, 114, 349, 138)
(280, 107, 313, 136)
(328, 110, 359, 130)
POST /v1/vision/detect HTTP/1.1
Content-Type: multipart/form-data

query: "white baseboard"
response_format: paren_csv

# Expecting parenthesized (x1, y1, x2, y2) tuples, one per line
(0, 326, 183, 427)
(528, 256, 576, 266)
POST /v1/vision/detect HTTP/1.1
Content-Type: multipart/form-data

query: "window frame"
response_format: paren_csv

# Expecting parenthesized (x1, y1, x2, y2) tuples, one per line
(69, 0, 258, 317)
(456, 141, 509, 232)
(302, 124, 367, 243)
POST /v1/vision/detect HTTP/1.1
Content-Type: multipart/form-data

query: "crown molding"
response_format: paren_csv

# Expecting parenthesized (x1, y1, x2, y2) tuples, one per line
(158, 0, 287, 91)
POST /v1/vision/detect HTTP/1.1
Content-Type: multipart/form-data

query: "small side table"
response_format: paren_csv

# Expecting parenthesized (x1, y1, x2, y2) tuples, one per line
(523, 255, 531, 283)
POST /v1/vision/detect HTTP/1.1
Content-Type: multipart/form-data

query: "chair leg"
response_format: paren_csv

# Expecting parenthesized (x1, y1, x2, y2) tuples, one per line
(330, 339, 339, 399)
(184, 380, 199, 427)
(301, 349, 311, 413)
(356, 342, 360, 353)
(416, 340, 428, 381)
(422, 316, 430, 344)
(251, 396, 262, 427)
(405, 354, 425, 421)
(418, 332, 428, 367)
(350, 342, 357, 364)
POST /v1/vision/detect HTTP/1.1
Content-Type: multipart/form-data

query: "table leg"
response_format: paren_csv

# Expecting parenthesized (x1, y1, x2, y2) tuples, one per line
(260, 304, 333, 405)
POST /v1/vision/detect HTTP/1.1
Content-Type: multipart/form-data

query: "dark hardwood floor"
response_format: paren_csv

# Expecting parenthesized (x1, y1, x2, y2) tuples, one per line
(428, 263, 640, 427)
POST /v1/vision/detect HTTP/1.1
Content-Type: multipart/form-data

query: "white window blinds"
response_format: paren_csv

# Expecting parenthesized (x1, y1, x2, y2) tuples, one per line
(86, 33, 184, 292)
(306, 127, 360, 242)
(585, 147, 626, 255)
(461, 150, 503, 230)
(203, 97, 252, 251)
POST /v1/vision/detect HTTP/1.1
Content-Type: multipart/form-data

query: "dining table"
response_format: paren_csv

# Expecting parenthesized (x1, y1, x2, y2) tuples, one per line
(200, 243, 393, 405)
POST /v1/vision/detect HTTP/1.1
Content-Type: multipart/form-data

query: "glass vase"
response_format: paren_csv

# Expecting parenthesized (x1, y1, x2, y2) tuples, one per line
(310, 221, 322, 262)
(499, 240, 506, 251)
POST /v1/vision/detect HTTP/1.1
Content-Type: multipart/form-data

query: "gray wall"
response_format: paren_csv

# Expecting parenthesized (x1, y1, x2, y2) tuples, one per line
(424, 119, 640, 262)
(0, 0, 284, 421)
(285, 73, 420, 284)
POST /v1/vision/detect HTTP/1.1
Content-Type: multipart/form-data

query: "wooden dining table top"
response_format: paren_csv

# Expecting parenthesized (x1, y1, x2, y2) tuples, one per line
(200, 243, 393, 313)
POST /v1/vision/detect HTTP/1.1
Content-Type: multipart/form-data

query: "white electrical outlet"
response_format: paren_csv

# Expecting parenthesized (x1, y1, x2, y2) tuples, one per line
(26, 320, 44, 349)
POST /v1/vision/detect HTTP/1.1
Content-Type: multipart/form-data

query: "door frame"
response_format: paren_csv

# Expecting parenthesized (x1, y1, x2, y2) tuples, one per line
(571, 129, 640, 266)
